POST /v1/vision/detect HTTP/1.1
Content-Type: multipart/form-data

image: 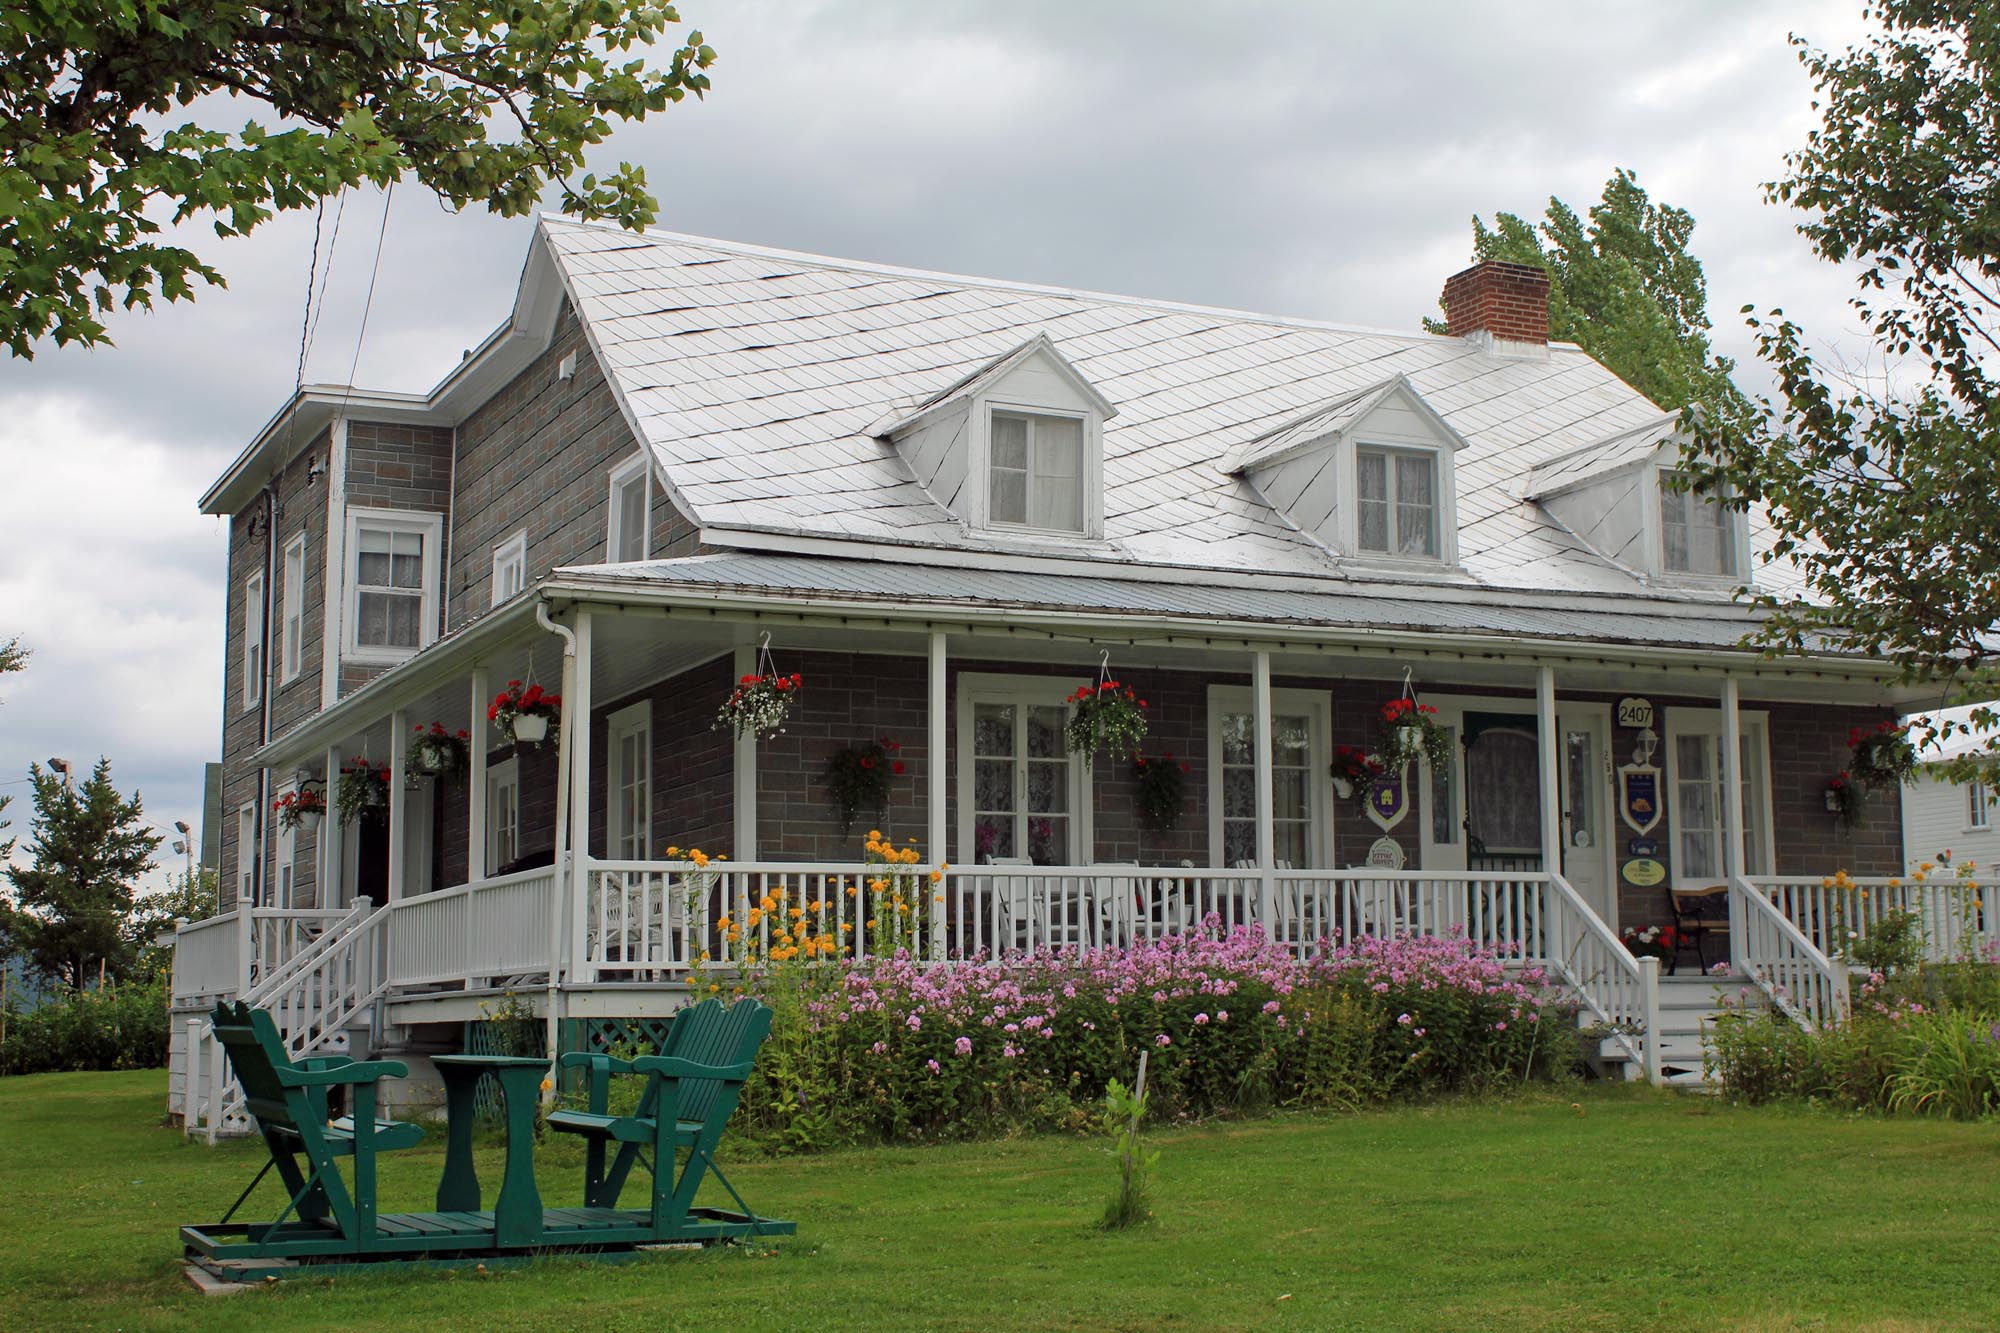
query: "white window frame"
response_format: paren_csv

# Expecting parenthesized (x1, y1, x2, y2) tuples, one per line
(279, 536, 305, 684)
(1648, 466, 1748, 585)
(954, 672, 1094, 866)
(273, 780, 297, 908)
(1662, 708, 1775, 890)
(242, 571, 265, 711)
(491, 530, 527, 608)
(606, 452, 652, 563)
(342, 507, 443, 665)
(605, 701, 653, 861)
(971, 400, 1107, 542)
(1352, 444, 1443, 561)
(983, 407, 1092, 537)
(486, 756, 521, 873)
(1205, 686, 1332, 869)
(237, 802, 258, 907)
(1968, 782, 1992, 832)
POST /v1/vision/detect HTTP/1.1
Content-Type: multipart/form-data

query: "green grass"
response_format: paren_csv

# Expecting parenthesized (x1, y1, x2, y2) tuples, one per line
(5, 1072, 2000, 1330)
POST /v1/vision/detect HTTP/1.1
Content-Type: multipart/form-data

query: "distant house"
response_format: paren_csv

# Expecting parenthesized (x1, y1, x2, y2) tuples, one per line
(167, 222, 1967, 1119)
(1902, 728, 1999, 871)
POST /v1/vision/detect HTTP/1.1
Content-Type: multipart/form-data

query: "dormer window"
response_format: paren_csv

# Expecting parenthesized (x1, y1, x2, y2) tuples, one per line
(875, 332, 1115, 543)
(1659, 471, 1735, 577)
(1355, 447, 1439, 558)
(989, 409, 1085, 533)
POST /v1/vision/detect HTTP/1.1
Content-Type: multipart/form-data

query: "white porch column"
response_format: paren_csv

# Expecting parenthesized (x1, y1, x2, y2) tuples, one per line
(568, 613, 595, 984)
(928, 629, 948, 961)
(468, 666, 490, 883)
(1253, 650, 1275, 928)
(387, 708, 408, 901)
(733, 642, 758, 861)
(1536, 667, 1560, 877)
(1722, 673, 1747, 966)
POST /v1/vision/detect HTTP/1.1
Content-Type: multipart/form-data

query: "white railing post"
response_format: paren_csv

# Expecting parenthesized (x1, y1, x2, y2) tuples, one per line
(387, 707, 409, 902)
(1638, 955, 1663, 1085)
(1535, 666, 1560, 875)
(234, 902, 255, 995)
(206, 1034, 225, 1145)
(468, 665, 489, 883)
(184, 1018, 202, 1136)
(1722, 675, 1746, 971)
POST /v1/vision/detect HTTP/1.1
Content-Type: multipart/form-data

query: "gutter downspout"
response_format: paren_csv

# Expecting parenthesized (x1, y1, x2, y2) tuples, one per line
(535, 599, 577, 1103)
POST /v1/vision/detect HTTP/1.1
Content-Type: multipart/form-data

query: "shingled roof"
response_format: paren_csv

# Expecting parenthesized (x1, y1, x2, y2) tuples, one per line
(539, 218, 1740, 598)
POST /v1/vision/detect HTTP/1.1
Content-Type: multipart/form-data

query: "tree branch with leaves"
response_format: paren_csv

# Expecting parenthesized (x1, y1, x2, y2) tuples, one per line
(0, 0, 717, 356)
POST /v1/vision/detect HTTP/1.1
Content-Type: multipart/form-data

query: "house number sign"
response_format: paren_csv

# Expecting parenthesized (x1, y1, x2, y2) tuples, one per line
(1616, 697, 1655, 729)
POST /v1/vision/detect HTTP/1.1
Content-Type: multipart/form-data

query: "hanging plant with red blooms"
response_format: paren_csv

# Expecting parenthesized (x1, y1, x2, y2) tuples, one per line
(336, 758, 392, 827)
(1329, 745, 1386, 801)
(1825, 771, 1866, 827)
(1619, 924, 1677, 964)
(1847, 719, 1916, 792)
(1377, 697, 1450, 773)
(716, 671, 802, 742)
(410, 721, 471, 782)
(1066, 679, 1148, 765)
(1132, 751, 1191, 836)
(271, 785, 327, 833)
(489, 680, 561, 747)
(823, 737, 904, 836)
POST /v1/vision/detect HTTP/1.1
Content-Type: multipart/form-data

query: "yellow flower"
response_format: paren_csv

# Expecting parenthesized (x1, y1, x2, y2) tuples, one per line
(929, 869, 943, 884)
(939, 861, 950, 871)
(666, 845, 682, 857)
(867, 829, 883, 842)
(790, 907, 804, 920)
(1821, 876, 1835, 889)
(866, 918, 878, 928)
(935, 895, 945, 904)
(689, 849, 709, 869)
(840, 923, 853, 933)
(539, 1077, 554, 1093)
(846, 885, 858, 897)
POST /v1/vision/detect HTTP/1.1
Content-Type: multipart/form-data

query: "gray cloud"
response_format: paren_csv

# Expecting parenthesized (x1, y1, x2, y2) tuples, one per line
(0, 0, 1878, 887)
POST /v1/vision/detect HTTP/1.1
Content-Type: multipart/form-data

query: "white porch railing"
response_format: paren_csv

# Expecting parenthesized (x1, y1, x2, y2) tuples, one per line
(169, 905, 351, 1003)
(1747, 874, 2000, 967)
(1730, 876, 1847, 1030)
(386, 865, 561, 987)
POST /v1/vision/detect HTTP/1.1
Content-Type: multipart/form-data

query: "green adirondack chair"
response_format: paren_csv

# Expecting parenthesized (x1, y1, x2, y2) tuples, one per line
(547, 997, 788, 1237)
(188, 1001, 426, 1255)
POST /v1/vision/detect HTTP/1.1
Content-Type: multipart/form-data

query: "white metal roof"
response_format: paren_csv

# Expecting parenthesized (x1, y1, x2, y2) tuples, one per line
(539, 219, 1709, 598)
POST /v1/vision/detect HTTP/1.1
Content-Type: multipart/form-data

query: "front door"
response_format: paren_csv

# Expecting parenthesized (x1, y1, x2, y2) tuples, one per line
(1556, 709, 1615, 926)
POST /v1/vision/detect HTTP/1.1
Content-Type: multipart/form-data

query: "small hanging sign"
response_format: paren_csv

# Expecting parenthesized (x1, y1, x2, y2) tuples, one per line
(1627, 837, 1659, 858)
(1619, 764, 1662, 835)
(1622, 858, 1667, 887)
(1617, 697, 1655, 729)
(1366, 836, 1406, 869)
(1365, 771, 1408, 832)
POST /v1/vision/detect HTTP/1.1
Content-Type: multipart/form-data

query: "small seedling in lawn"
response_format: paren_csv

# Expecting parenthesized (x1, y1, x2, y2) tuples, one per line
(1100, 1051, 1156, 1230)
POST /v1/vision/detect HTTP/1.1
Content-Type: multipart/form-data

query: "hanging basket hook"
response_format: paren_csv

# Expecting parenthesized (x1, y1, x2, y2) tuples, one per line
(1400, 665, 1415, 701)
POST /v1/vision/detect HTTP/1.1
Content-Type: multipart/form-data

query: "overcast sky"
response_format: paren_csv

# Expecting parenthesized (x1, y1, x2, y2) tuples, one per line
(0, 0, 1881, 888)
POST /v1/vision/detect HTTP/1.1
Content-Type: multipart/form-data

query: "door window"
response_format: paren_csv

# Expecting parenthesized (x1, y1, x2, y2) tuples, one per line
(1667, 719, 1770, 885)
(1217, 711, 1315, 866)
(1466, 719, 1541, 866)
(971, 699, 1075, 864)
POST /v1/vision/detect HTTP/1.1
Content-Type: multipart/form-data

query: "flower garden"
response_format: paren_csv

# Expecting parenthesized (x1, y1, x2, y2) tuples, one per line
(688, 923, 1577, 1153)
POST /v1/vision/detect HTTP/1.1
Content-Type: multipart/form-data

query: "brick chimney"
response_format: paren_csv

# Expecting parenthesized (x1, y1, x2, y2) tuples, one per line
(1440, 260, 1550, 347)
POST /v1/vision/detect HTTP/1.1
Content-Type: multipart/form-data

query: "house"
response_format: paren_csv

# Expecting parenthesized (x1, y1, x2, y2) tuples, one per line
(168, 221, 1966, 1121)
(1902, 725, 1997, 873)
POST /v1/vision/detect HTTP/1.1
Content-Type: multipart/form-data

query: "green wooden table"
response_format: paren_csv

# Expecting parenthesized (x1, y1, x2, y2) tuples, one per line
(434, 1054, 550, 1247)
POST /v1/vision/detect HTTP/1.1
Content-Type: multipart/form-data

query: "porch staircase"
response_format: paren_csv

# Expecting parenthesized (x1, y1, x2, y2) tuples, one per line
(183, 898, 391, 1139)
(1597, 974, 1766, 1088)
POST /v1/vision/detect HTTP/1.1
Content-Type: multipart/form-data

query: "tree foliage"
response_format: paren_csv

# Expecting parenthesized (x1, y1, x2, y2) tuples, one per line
(1432, 169, 1747, 415)
(1, 760, 161, 990)
(0, 0, 717, 357)
(1684, 1, 2000, 763)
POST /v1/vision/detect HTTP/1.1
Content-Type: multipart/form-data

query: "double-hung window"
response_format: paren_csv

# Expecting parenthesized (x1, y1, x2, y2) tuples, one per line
(1355, 447, 1439, 558)
(1659, 471, 1737, 577)
(606, 454, 651, 562)
(1664, 713, 1772, 886)
(1970, 782, 1992, 831)
(988, 410, 1085, 534)
(491, 531, 527, 608)
(344, 508, 441, 662)
(279, 536, 305, 682)
(606, 702, 652, 860)
(1207, 687, 1329, 868)
(242, 572, 265, 710)
(237, 803, 257, 906)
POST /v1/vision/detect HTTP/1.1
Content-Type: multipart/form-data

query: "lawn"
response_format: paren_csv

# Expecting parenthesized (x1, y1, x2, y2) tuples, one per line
(4, 1072, 1999, 1330)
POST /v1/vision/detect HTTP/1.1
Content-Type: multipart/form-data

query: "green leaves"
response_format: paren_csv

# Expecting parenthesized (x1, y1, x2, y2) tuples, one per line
(0, 0, 718, 356)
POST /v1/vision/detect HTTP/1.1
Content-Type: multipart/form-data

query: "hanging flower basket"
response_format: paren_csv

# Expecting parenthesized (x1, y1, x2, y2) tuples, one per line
(716, 671, 803, 742)
(1066, 679, 1148, 765)
(1329, 745, 1385, 801)
(824, 737, 905, 835)
(411, 722, 471, 781)
(1377, 698, 1450, 773)
(1825, 772, 1866, 827)
(1848, 720, 1916, 791)
(1132, 751, 1190, 836)
(336, 759, 391, 826)
(272, 785, 327, 834)
(490, 680, 561, 747)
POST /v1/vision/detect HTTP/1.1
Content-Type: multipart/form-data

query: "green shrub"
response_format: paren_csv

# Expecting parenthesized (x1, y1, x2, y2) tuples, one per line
(0, 976, 169, 1075)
